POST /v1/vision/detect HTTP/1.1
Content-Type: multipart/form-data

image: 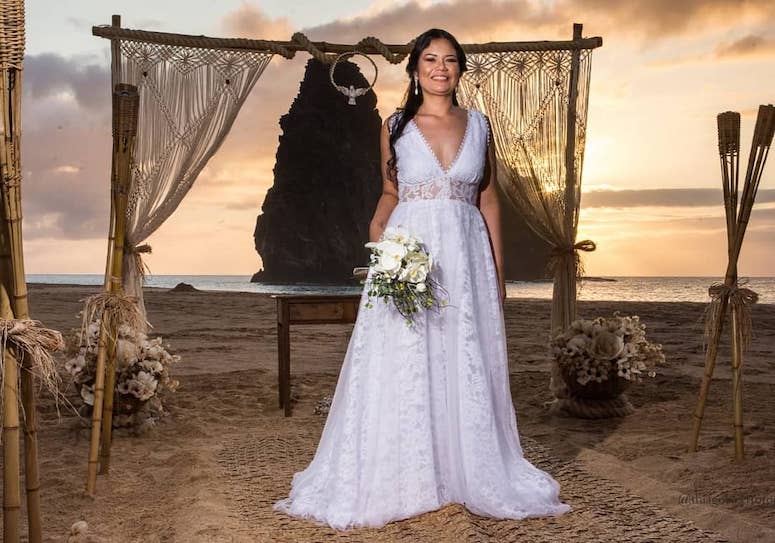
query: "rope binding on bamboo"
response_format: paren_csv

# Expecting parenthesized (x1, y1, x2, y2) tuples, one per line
(0, 0, 24, 70)
(704, 279, 759, 350)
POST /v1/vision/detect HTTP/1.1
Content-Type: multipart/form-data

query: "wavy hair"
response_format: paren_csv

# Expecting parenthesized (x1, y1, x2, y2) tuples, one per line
(386, 29, 468, 181)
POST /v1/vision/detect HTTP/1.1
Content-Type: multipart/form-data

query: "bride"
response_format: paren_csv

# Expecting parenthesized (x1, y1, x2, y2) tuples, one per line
(273, 28, 572, 530)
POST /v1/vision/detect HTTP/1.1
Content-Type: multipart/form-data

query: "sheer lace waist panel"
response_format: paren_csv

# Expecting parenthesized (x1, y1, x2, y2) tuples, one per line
(398, 178, 479, 205)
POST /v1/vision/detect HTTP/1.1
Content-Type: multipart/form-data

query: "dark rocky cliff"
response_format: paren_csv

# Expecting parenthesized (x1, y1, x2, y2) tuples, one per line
(252, 58, 382, 284)
(253, 58, 550, 284)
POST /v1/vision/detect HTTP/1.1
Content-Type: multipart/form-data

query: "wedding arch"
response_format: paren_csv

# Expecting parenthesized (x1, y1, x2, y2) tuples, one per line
(85, 15, 602, 492)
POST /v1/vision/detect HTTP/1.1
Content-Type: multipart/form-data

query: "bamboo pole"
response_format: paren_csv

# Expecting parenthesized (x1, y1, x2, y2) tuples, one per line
(730, 304, 744, 459)
(86, 83, 138, 492)
(1, 254, 20, 543)
(85, 314, 111, 495)
(0, 2, 42, 536)
(99, 14, 126, 476)
(548, 24, 583, 400)
(1, 54, 43, 543)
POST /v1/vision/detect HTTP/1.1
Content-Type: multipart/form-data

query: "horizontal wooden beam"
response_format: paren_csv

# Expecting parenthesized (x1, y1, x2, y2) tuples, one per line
(92, 23, 603, 60)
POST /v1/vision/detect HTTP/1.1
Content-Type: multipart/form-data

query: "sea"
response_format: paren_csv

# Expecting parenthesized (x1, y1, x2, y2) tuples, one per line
(27, 275, 775, 305)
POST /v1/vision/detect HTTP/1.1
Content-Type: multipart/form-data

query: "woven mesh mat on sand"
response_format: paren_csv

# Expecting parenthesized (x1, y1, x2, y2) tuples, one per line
(216, 418, 728, 543)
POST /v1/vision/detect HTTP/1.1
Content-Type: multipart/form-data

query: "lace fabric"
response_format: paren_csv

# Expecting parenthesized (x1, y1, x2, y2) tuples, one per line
(398, 177, 480, 205)
(273, 108, 572, 530)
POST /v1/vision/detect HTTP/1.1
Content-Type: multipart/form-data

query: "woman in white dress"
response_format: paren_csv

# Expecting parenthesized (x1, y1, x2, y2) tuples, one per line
(273, 28, 572, 530)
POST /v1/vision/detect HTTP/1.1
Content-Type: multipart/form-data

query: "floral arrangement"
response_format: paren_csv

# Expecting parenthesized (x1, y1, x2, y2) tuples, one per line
(65, 320, 180, 427)
(363, 225, 448, 325)
(551, 313, 665, 386)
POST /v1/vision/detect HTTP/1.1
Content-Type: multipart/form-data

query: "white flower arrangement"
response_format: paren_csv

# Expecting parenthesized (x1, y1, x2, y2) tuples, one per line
(363, 225, 448, 325)
(551, 313, 666, 386)
(65, 320, 180, 426)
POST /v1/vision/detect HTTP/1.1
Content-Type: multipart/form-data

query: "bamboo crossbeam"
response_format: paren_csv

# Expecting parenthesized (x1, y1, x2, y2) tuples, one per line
(92, 23, 603, 62)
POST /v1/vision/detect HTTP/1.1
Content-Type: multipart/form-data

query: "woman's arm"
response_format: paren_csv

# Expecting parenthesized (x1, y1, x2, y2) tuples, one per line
(369, 116, 400, 242)
(478, 116, 505, 304)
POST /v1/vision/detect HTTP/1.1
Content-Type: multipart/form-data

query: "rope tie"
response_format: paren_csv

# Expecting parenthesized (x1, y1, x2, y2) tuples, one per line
(1, 172, 21, 189)
(704, 279, 759, 350)
(547, 239, 596, 279)
(290, 32, 412, 65)
(123, 243, 152, 284)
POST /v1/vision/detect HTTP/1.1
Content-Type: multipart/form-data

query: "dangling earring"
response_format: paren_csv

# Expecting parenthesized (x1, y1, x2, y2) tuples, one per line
(414, 74, 419, 95)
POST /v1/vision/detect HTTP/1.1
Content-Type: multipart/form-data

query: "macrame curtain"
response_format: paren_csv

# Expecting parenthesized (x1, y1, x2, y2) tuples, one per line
(457, 48, 595, 398)
(457, 48, 594, 333)
(114, 40, 273, 318)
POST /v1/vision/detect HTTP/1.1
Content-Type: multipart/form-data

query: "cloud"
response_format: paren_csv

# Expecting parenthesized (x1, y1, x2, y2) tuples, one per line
(217, 0, 775, 46)
(25, 53, 110, 112)
(714, 34, 775, 58)
(582, 188, 775, 208)
(22, 55, 112, 240)
(220, 4, 295, 39)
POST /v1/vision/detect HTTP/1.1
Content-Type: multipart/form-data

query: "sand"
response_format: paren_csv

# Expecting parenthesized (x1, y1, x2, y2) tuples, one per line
(11, 283, 775, 542)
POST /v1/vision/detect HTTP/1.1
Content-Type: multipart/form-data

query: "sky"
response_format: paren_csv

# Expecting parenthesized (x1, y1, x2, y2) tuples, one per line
(23, 0, 775, 277)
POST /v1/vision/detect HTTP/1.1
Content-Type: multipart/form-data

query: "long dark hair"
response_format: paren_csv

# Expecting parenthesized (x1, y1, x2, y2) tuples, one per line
(386, 28, 468, 181)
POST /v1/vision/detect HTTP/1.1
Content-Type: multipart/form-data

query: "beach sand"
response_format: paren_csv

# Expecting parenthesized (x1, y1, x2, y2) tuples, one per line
(15, 283, 775, 542)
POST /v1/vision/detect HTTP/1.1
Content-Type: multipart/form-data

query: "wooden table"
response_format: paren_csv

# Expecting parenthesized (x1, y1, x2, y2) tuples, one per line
(273, 294, 362, 416)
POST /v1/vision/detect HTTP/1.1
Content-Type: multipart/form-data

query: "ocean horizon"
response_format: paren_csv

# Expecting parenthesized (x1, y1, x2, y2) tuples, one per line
(27, 274, 775, 304)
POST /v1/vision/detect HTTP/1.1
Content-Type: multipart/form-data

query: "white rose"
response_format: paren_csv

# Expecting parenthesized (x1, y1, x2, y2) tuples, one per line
(415, 282, 427, 293)
(375, 252, 402, 276)
(383, 225, 410, 242)
(406, 262, 428, 283)
(116, 339, 139, 365)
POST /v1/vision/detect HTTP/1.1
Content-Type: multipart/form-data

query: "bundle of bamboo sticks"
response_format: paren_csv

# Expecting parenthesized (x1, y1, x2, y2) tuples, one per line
(85, 83, 140, 495)
(689, 104, 775, 460)
(1, 1, 65, 541)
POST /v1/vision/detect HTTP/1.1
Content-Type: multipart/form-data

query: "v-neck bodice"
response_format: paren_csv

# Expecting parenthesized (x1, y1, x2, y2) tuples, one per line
(389, 108, 488, 206)
(410, 109, 472, 175)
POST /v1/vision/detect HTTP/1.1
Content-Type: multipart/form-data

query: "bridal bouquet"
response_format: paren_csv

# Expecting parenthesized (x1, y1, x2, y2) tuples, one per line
(363, 225, 447, 326)
(65, 320, 180, 427)
(551, 313, 665, 386)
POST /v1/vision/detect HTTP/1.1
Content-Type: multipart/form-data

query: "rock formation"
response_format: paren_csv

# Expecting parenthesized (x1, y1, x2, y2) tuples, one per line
(253, 57, 550, 284)
(253, 57, 382, 284)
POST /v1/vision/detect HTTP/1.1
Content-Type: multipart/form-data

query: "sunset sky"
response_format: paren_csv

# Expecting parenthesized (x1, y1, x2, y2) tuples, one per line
(24, 0, 775, 277)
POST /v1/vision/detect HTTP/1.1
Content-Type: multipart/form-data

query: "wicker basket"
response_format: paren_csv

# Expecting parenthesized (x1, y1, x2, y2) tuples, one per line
(561, 365, 631, 401)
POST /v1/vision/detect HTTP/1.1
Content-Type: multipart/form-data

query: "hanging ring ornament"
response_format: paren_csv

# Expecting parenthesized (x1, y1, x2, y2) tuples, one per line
(329, 51, 378, 106)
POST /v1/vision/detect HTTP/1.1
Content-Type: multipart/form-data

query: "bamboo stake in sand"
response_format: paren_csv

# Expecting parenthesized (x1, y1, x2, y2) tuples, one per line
(0, 1, 45, 538)
(1, 283, 21, 542)
(86, 84, 139, 493)
(689, 105, 775, 459)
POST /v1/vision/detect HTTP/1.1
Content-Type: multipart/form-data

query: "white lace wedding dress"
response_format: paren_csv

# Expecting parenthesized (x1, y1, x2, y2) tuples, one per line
(273, 108, 572, 530)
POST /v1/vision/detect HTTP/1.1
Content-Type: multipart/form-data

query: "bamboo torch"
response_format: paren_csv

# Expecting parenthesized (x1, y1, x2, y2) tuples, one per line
(86, 84, 139, 493)
(689, 105, 774, 458)
(689, 112, 740, 453)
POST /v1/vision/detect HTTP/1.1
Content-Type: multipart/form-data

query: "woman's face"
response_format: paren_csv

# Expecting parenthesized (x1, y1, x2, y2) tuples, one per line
(416, 38, 461, 97)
